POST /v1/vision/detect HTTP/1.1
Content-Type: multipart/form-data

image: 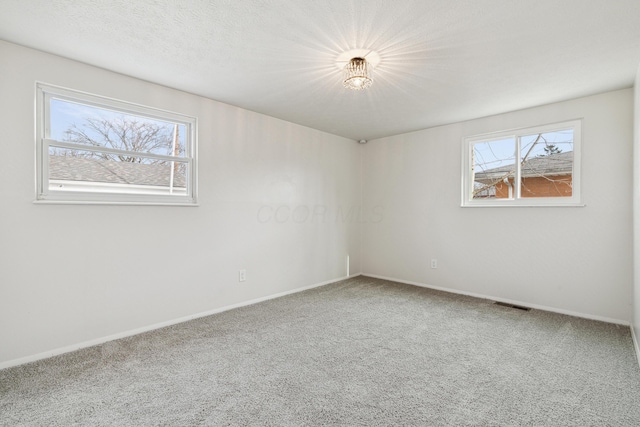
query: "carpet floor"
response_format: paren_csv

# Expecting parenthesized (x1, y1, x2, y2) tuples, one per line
(1, 276, 640, 426)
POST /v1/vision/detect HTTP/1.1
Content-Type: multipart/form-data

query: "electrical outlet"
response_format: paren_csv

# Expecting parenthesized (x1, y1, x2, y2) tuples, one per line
(239, 269, 246, 282)
(431, 259, 437, 269)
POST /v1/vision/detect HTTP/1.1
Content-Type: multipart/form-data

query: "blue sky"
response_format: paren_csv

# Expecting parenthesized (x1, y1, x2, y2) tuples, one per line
(49, 98, 186, 157)
(473, 129, 574, 173)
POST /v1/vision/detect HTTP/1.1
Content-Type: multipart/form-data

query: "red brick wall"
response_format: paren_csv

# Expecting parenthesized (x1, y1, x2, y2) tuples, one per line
(495, 175, 572, 198)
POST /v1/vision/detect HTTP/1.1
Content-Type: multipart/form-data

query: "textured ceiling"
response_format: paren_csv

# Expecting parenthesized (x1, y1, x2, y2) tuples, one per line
(1, 0, 640, 141)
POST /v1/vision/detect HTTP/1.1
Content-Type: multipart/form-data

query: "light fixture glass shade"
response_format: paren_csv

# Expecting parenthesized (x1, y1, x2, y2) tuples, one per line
(343, 57, 373, 90)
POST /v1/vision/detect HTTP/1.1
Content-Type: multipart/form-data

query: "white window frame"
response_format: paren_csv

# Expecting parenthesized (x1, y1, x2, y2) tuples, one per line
(35, 83, 198, 205)
(461, 120, 582, 207)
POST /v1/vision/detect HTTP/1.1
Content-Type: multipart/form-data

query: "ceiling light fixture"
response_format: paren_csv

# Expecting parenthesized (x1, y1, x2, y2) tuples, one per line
(343, 57, 373, 90)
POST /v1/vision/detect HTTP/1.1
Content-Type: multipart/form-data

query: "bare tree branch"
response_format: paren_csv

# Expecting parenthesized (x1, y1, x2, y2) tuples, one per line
(61, 117, 180, 163)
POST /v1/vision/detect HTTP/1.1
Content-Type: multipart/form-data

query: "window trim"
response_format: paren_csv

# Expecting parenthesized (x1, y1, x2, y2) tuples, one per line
(461, 119, 583, 207)
(35, 82, 198, 206)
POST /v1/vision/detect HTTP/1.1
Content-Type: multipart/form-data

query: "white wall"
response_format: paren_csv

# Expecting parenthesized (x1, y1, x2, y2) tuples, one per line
(0, 41, 362, 367)
(362, 90, 634, 323)
(633, 64, 640, 358)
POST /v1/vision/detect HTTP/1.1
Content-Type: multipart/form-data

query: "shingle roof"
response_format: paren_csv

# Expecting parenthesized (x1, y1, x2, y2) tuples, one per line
(474, 151, 573, 183)
(49, 155, 186, 187)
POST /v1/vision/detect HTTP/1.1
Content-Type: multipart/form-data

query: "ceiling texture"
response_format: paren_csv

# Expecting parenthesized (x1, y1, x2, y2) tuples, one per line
(1, 0, 640, 141)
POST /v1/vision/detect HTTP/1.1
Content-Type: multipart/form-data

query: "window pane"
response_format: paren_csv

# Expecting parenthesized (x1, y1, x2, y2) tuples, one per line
(49, 147, 187, 195)
(519, 129, 573, 198)
(471, 138, 516, 200)
(50, 98, 187, 158)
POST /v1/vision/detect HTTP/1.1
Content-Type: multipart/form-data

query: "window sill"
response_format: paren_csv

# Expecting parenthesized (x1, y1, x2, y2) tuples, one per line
(461, 202, 585, 208)
(33, 199, 199, 207)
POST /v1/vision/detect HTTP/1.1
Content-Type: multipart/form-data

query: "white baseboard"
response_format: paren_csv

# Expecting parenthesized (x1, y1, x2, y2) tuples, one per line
(0, 273, 361, 371)
(363, 273, 630, 326)
(632, 324, 640, 369)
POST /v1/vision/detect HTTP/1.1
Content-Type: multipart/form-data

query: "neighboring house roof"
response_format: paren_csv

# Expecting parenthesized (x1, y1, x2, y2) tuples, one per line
(49, 155, 186, 187)
(474, 151, 573, 183)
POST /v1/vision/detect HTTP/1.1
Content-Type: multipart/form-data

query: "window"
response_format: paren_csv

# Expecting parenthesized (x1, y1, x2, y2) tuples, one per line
(36, 83, 197, 205)
(462, 120, 581, 207)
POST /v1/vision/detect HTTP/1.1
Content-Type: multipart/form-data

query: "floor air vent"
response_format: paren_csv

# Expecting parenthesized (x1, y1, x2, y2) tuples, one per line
(494, 301, 531, 311)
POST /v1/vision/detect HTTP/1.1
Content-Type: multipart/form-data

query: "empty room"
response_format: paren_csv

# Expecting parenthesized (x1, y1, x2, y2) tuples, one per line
(1, 0, 640, 425)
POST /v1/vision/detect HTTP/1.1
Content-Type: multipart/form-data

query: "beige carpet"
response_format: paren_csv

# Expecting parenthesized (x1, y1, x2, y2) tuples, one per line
(1, 276, 640, 426)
